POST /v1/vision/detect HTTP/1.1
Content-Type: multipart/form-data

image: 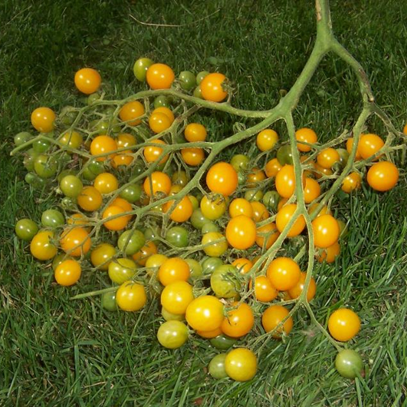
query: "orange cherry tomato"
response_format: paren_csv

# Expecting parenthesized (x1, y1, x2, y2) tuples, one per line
(225, 215, 257, 250)
(143, 171, 172, 197)
(111, 197, 133, 221)
(265, 158, 282, 178)
(200, 73, 228, 102)
(144, 139, 169, 164)
(250, 201, 269, 222)
(252, 276, 278, 302)
(295, 127, 317, 152)
(146, 63, 175, 90)
(221, 302, 254, 338)
(255, 222, 279, 249)
(55, 259, 82, 286)
(312, 214, 339, 248)
(308, 203, 332, 218)
(303, 177, 321, 203)
(185, 123, 207, 142)
(246, 168, 266, 187)
(266, 257, 301, 291)
(232, 258, 253, 274)
(102, 205, 130, 231)
(262, 305, 293, 338)
(275, 165, 296, 198)
(181, 147, 205, 166)
(206, 162, 238, 197)
(93, 172, 119, 194)
(288, 272, 317, 301)
(152, 107, 174, 124)
(256, 129, 279, 152)
(313, 162, 333, 179)
(367, 161, 399, 191)
(185, 295, 224, 331)
(358, 133, 384, 160)
(111, 150, 134, 168)
(74, 68, 101, 94)
(328, 308, 361, 342)
(60, 227, 92, 257)
(163, 196, 193, 223)
(132, 241, 158, 266)
(276, 203, 306, 237)
(277, 198, 288, 211)
(158, 257, 190, 286)
(149, 112, 172, 134)
(90, 135, 117, 162)
(31, 107, 55, 133)
(77, 186, 103, 212)
(316, 241, 341, 263)
(161, 281, 194, 315)
(117, 133, 137, 148)
(346, 137, 362, 159)
(66, 213, 90, 228)
(119, 101, 145, 126)
(229, 198, 253, 218)
(196, 327, 222, 339)
(317, 148, 340, 169)
(342, 172, 362, 193)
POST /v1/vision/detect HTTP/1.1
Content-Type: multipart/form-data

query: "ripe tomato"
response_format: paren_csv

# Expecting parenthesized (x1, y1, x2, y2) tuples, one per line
(143, 139, 168, 164)
(90, 243, 116, 270)
(161, 281, 194, 315)
(295, 127, 317, 152)
(335, 349, 363, 379)
(202, 232, 228, 257)
(157, 321, 188, 349)
(143, 171, 172, 197)
(328, 308, 361, 342)
(266, 257, 301, 291)
(15, 218, 38, 241)
(102, 205, 129, 231)
(276, 203, 306, 237)
(132, 241, 158, 266)
(185, 123, 207, 142)
(255, 222, 279, 249)
(246, 168, 266, 187)
(265, 158, 282, 178)
(93, 172, 119, 194)
(31, 107, 55, 133)
(77, 186, 102, 212)
(108, 258, 137, 284)
(117, 133, 137, 148)
(229, 198, 253, 218)
(221, 302, 254, 338)
(256, 129, 279, 152)
(312, 214, 339, 248)
(303, 177, 321, 203)
(59, 130, 83, 150)
(367, 161, 399, 191)
(119, 101, 145, 126)
(152, 107, 174, 123)
(74, 68, 101, 94)
(317, 148, 340, 169)
(308, 203, 332, 218)
(158, 257, 190, 286)
(146, 63, 175, 89)
(185, 295, 224, 331)
(163, 196, 193, 223)
(288, 272, 316, 301)
(30, 230, 57, 260)
(232, 258, 253, 274)
(342, 172, 362, 193)
(206, 162, 238, 196)
(66, 213, 90, 228)
(346, 137, 362, 159)
(200, 73, 228, 102)
(251, 201, 269, 222)
(200, 194, 227, 220)
(111, 151, 133, 168)
(252, 276, 278, 302)
(358, 133, 384, 160)
(262, 305, 293, 338)
(146, 254, 168, 276)
(116, 281, 147, 311)
(54, 259, 82, 286)
(316, 241, 340, 263)
(275, 165, 296, 198)
(60, 227, 92, 257)
(225, 215, 256, 250)
(181, 147, 205, 166)
(90, 135, 117, 162)
(149, 112, 172, 134)
(313, 162, 333, 179)
(224, 348, 257, 382)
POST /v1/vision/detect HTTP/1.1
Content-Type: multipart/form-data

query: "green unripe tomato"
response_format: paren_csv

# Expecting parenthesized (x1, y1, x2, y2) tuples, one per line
(201, 222, 219, 234)
(201, 257, 223, 275)
(190, 209, 210, 230)
(185, 258, 202, 279)
(57, 169, 77, 183)
(193, 86, 203, 99)
(15, 218, 38, 241)
(335, 349, 363, 379)
(211, 265, 241, 298)
(23, 149, 39, 171)
(41, 209, 65, 228)
(263, 190, 280, 212)
(25, 172, 46, 189)
(230, 154, 249, 172)
(277, 144, 293, 165)
(14, 131, 32, 147)
(337, 148, 350, 169)
(133, 57, 154, 81)
(60, 175, 83, 198)
(196, 71, 209, 85)
(118, 230, 145, 255)
(179, 71, 196, 91)
(244, 189, 263, 202)
(157, 320, 188, 349)
(162, 307, 185, 322)
(60, 106, 78, 126)
(82, 160, 105, 181)
(34, 154, 58, 179)
(102, 291, 119, 311)
(60, 197, 77, 210)
(33, 138, 51, 154)
(210, 334, 237, 350)
(165, 226, 189, 248)
(208, 354, 228, 379)
(154, 95, 171, 109)
(120, 184, 142, 203)
(108, 258, 137, 284)
(87, 93, 101, 105)
(144, 225, 160, 244)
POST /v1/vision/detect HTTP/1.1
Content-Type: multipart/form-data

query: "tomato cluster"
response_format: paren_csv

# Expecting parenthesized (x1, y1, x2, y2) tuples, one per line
(13, 58, 401, 382)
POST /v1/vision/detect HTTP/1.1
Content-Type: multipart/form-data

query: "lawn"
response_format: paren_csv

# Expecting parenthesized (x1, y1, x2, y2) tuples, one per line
(1, 0, 406, 406)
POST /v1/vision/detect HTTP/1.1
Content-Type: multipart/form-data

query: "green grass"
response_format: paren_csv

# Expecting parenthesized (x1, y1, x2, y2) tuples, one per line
(1, 0, 407, 406)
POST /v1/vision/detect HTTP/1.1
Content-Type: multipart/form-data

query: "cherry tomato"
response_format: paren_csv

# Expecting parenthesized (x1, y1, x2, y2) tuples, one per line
(317, 148, 340, 169)
(34, 154, 57, 178)
(185, 258, 202, 279)
(335, 349, 363, 379)
(161, 281, 194, 315)
(221, 302, 254, 338)
(232, 258, 253, 274)
(55, 259, 82, 286)
(181, 147, 205, 166)
(74, 68, 101, 94)
(266, 257, 300, 291)
(30, 230, 57, 260)
(346, 137, 362, 159)
(108, 258, 137, 284)
(201, 257, 224, 275)
(342, 172, 362, 193)
(77, 186, 102, 212)
(367, 161, 399, 191)
(157, 320, 188, 349)
(101, 206, 128, 231)
(90, 135, 117, 162)
(210, 334, 237, 350)
(120, 184, 142, 203)
(14, 131, 32, 147)
(224, 348, 257, 382)
(295, 127, 317, 152)
(275, 165, 296, 198)
(256, 129, 279, 151)
(262, 305, 293, 338)
(82, 160, 104, 181)
(262, 190, 280, 212)
(133, 57, 154, 81)
(93, 173, 119, 195)
(246, 168, 266, 188)
(102, 291, 119, 312)
(15, 219, 38, 241)
(60, 175, 83, 198)
(316, 241, 340, 263)
(206, 162, 238, 197)
(145, 253, 167, 275)
(132, 241, 158, 266)
(312, 214, 339, 248)
(313, 162, 333, 179)
(200, 73, 228, 102)
(253, 276, 278, 302)
(41, 209, 65, 228)
(185, 123, 207, 142)
(288, 271, 316, 301)
(276, 203, 306, 237)
(59, 130, 83, 150)
(146, 63, 175, 90)
(143, 171, 171, 197)
(210, 265, 241, 299)
(60, 227, 92, 257)
(228, 198, 252, 218)
(230, 154, 249, 172)
(202, 232, 228, 257)
(226, 215, 256, 250)
(161, 307, 184, 322)
(116, 281, 147, 311)
(163, 196, 193, 223)
(117, 229, 144, 256)
(185, 295, 224, 331)
(190, 208, 210, 229)
(251, 201, 269, 222)
(265, 158, 282, 178)
(179, 70, 196, 91)
(90, 243, 116, 270)
(166, 226, 189, 248)
(31, 107, 55, 133)
(358, 133, 384, 160)
(200, 194, 227, 220)
(308, 203, 332, 218)
(143, 139, 168, 164)
(303, 177, 321, 203)
(255, 222, 279, 250)
(277, 144, 293, 165)
(149, 112, 172, 134)
(158, 257, 190, 286)
(328, 308, 361, 341)
(112, 150, 134, 168)
(208, 354, 228, 379)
